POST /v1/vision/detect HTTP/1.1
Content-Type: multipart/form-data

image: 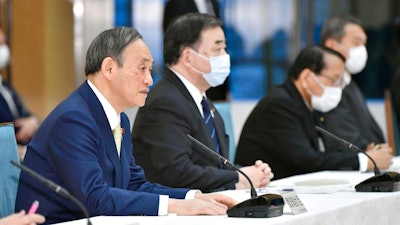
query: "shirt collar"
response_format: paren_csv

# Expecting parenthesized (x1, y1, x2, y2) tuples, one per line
(169, 67, 205, 115)
(87, 80, 120, 130)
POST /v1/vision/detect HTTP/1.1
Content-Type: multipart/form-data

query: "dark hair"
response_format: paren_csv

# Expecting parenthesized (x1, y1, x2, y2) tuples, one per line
(85, 27, 142, 76)
(288, 45, 345, 79)
(163, 13, 222, 66)
(320, 15, 363, 44)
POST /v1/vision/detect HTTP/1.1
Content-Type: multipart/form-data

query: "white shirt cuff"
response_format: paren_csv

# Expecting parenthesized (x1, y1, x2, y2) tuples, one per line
(158, 195, 169, 216)
(158, 190, 201, 216)
(358, 152, 368, 172)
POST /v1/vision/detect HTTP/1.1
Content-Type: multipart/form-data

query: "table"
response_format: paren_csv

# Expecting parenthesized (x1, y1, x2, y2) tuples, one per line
(54, 167, 400, 225)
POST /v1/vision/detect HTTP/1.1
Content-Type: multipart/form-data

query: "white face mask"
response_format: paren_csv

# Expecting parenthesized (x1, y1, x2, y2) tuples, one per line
(190, 49, 230, 87)
(345, 45, 368, 74)
(342, 71, 352, 88)
(0, 44, 10, 70)
(309, 74, 342, 112)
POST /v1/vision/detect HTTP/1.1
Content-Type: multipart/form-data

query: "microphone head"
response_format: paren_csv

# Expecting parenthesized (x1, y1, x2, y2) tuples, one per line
(227, 193, 284, 218)
(355, 171, 400, 192)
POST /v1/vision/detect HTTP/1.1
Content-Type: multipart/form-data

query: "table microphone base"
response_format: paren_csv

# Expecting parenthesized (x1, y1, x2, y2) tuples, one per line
(227, 194, 284, 218)
(355, 171, 400, 192)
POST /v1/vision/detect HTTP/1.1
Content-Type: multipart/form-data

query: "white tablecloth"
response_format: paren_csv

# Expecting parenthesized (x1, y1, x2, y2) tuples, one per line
(54, 168, 400, 225)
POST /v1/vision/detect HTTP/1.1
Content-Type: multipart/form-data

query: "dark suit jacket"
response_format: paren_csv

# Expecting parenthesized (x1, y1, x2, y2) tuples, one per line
(163, 0, 220, 32)
(132, 69, 237, 193)
(15, 82, 189, 225)
(235, 79, 359, 180)
(324, 80, 385, 150)
(0, 82, 32, 144)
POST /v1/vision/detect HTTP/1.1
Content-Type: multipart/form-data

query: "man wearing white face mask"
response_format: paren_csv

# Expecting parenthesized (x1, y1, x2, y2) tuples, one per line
(321, 15, 391, 155)
(235, 45, 392, 180)
(0, 29, 40, 161)
(132, 13, 273, 192)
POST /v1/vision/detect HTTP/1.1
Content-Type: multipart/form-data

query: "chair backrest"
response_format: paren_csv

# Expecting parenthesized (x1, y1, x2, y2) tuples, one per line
(0, 123, 21, 217)
(213, 102, 236, 162)
(384, 89, 400, 155)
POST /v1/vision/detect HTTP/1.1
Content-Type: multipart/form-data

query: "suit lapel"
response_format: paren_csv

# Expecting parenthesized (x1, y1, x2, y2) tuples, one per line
(164, 70, 223, 163)
(284, 79, 321, 151)
(78, 82, 123, 188)
(119, 114, 131, 189)
(163, 70, 220, 156)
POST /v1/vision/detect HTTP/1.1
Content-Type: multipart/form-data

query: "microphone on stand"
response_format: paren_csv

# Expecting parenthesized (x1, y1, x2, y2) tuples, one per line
(11, 160, 93, 225)
(315, 126, 400, 192)
(186, 134, 284, 218)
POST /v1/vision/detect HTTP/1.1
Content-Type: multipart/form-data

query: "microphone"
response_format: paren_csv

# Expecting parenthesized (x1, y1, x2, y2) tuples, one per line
(186, 134, 284, 218)
(315, 126, 400, 192)
(11, 160, 93, 225)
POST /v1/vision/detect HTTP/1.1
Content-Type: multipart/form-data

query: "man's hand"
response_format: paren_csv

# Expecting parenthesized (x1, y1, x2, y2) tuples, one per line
(365, 143, 393, 170)
(0, 210, 45, 225)
(168, 193, 237, 215)
(236, 160, 274, 189)
(14, 116, 40, 143)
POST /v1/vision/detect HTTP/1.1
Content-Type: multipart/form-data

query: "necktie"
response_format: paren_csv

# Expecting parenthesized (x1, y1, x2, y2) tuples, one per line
(201, 97, 220, 154)
(112, 124, 122, 157)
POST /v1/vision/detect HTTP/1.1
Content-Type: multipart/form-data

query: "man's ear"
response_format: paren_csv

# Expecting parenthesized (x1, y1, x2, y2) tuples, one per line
(299, 68, 313, 89)
(101, 57, 115, 79)
(324, 38, 336, 49)
(181, 47, 193, 68)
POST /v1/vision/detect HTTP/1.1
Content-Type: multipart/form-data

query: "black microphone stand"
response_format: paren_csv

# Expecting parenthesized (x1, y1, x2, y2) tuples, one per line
(186, 134, 284, 218)
(315, 126, 380, 175)
(186, 134, 257, 198)
(11, 160, 93, 225)
(315, 126, 400, 192)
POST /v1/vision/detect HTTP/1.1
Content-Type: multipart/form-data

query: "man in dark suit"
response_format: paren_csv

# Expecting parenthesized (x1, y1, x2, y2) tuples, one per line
(15, 27, 236, 224)
(0, 29, 40, 160)
(163, 0, 228, 101)
(321, 15, 387, 151)
(163, 0, 220, 32)
(132, 13, 273, 193)
(235, 45, 393, 180)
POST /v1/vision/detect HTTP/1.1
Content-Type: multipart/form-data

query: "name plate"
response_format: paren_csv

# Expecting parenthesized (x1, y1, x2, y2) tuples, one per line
(280, 191, 307, 215)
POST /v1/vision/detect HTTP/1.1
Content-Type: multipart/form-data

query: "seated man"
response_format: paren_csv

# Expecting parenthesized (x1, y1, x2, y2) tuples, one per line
(321, 15, 387, 151)
(132, 13, 273, 193)
(235, 45, 393, 180)
(0, 29, 40, 160)
(15, 27, 236, 225)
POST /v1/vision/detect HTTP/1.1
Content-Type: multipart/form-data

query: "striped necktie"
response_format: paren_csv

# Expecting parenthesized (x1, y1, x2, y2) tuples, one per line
(201, 97, 220, 154)
(112, 124, 122, 157)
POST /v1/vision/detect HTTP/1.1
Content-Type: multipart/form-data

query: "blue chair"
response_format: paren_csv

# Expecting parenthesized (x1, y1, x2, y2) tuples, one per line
(0, 123, 21, 218)
(213, 102, 236, 162)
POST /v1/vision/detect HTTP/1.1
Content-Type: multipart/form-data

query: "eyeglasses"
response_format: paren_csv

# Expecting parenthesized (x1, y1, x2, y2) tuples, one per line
(317, 73, 344, 87)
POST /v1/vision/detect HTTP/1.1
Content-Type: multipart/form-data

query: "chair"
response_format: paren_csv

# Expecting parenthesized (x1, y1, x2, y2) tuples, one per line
(213, 102, 236, 162)
(0, 123, 21, 218)
(384, 89, 400, 155)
